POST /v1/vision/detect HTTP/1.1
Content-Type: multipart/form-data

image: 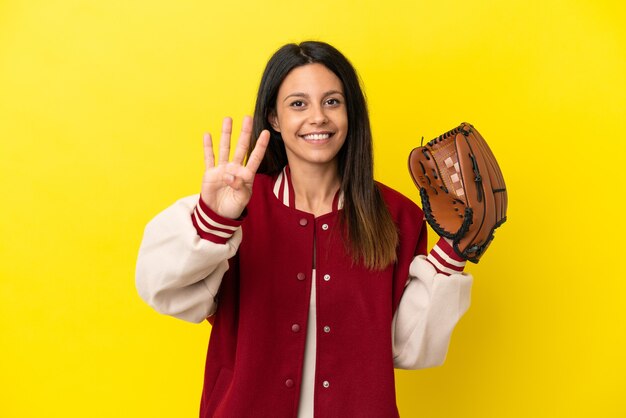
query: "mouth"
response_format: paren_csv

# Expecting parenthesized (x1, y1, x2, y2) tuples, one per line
(300, 132, 334, 142)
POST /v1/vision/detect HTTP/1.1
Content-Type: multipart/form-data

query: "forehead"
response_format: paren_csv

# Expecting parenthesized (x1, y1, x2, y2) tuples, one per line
(277, 63, 344, 96)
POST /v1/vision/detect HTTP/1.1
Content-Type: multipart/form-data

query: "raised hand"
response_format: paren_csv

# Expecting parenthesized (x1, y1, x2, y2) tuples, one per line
(201, 116, 270, 219)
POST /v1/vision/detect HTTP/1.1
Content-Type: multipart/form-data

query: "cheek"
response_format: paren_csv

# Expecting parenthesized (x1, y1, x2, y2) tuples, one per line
(284, 117, 309, 134)
(337, 109, 348, 128)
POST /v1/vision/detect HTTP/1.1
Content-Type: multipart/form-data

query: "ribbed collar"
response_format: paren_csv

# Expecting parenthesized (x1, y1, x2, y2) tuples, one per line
(272, 166, 344, 211)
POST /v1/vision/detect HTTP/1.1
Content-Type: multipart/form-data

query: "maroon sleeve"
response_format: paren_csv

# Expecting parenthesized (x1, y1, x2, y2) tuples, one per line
(190, 197, 243, 244)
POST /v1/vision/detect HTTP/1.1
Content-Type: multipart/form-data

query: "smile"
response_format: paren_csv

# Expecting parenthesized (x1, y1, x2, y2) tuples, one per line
(301, 132, 333, 141)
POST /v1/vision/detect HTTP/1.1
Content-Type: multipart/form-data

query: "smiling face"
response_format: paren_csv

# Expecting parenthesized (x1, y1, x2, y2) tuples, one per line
(269, 63, 348, 171)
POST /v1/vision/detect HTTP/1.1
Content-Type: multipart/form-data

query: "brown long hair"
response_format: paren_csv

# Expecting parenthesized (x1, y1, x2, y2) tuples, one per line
(249, 41, 398, 270)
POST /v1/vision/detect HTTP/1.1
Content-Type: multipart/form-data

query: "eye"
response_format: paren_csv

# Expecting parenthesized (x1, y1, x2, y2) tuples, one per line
(325, 98, 341, 106)
(289, 100, 306, 108)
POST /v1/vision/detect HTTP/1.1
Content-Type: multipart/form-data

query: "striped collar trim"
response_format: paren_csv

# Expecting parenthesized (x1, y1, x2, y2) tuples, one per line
(272, 166, 344, 211)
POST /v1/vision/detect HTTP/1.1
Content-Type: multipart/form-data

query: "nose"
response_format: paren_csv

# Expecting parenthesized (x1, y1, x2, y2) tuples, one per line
(309, 104, 328, 125)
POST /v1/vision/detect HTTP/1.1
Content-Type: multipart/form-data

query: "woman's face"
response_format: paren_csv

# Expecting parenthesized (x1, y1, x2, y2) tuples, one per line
(270, 63, 348, 170)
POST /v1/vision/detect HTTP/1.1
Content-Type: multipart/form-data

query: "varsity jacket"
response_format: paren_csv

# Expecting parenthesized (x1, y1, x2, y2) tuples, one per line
(136, 167, 473, 418)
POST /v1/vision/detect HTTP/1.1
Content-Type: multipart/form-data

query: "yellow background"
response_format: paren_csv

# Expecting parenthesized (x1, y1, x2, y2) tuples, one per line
(1, 0, 624, 417)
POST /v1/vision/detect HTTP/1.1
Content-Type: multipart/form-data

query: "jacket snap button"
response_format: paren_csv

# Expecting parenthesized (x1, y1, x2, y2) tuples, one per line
(297, 272, 306, 281)
(285, 379, 294, 388)
(322, 380, 330, 388)
(323, 326, 330, 333)
(291, 324, 301, 333)
(299, 218, 308, 226)
(323, 274, 330, 281)
(321, 223, 329, 230)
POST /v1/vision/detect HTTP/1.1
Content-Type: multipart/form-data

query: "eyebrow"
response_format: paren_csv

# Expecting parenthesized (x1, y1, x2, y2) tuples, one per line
(282, 90, 345, 102)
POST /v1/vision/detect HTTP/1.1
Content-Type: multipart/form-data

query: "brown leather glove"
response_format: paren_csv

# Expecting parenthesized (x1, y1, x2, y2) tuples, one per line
(408, 123, 507, 263)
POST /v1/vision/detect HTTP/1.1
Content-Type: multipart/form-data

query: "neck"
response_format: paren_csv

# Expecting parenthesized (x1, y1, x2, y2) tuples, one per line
(289, 163, 341, 217)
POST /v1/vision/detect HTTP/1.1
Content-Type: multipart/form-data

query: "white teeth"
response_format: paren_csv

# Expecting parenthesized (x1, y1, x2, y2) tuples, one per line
(302, 133, 331, 140)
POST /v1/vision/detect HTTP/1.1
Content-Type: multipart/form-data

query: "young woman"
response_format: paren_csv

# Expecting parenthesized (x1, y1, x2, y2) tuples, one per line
(136, 41, 473, 418)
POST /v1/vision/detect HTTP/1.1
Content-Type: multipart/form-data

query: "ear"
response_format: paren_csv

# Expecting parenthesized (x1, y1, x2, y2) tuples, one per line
(268, 112, 280, 132)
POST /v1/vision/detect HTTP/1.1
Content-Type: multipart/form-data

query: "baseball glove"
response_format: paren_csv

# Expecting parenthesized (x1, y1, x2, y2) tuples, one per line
(408, 122, 507, 263)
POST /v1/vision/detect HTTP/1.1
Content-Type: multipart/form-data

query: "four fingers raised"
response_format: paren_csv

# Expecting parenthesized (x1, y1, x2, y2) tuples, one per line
(207, 116, 268, 176)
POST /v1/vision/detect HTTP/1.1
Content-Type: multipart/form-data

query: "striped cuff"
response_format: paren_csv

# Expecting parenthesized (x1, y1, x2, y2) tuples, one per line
(426, 237, 466, 275)
(191, 197, 242, 244)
